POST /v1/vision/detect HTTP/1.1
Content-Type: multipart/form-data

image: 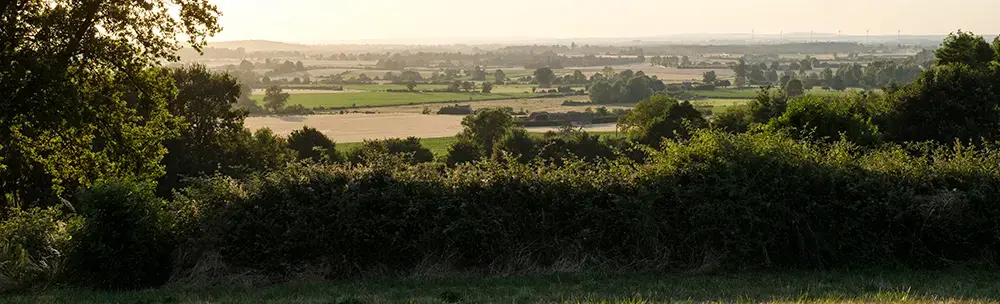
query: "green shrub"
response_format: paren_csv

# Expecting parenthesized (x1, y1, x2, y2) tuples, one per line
(346, 137, 434, 165)
(0, 207, 76, 293)
(768, 95, 882, 145)
(445, 138, 483, 167)
(288, 126, 342, 163)
(68, 181, 175, 290)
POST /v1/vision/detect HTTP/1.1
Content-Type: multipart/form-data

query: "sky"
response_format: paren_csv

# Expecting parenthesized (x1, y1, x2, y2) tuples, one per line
(211, 0, 1000, 44)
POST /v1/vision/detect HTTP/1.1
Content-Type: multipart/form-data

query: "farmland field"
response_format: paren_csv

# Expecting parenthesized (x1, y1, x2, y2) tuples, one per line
(250, 91, 535, 108)
(245, 113, 621, 143)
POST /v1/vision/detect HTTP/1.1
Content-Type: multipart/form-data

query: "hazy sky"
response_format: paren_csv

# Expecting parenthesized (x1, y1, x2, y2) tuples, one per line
(211, 0, 999, 43)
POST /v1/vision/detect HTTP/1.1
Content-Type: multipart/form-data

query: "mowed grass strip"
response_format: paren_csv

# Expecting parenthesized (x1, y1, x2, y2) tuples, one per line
(251, 92, 535, 108)
(10, 270, 1000, 304)
(337, 136, 456, 156)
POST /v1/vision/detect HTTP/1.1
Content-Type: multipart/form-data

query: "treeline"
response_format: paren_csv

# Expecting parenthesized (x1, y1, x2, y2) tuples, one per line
(7, 1, 1000, 293)
(730, 56, 927, 89)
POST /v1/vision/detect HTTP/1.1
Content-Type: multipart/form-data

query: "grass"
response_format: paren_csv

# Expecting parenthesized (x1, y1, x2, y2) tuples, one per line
(9, 270, 1000, 303)
(252, 92, 536, 108)
(691, 98, 752, 114)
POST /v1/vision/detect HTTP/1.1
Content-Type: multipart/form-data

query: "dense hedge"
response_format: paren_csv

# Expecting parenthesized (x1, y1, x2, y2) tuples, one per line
(175, 130, 1000, 278)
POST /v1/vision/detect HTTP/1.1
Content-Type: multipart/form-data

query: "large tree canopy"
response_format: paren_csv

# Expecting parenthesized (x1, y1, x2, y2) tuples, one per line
(0, 0, 222, 208)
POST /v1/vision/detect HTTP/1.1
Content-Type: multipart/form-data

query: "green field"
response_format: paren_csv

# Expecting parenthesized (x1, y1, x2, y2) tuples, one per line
(693, 88, 856, 99)
(9, 270, 997, 303)
(337, 136, 457, 156)
(692, 98, 752, 114)
(252, 92, 536, 108)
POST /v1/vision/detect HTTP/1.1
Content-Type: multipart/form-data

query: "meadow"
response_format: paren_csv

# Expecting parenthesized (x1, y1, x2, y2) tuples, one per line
(10, 270, 998, 303)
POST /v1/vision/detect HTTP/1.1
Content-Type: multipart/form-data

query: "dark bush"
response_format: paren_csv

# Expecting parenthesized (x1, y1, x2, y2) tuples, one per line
(445, 138, 483, 166)
(190, 129, 1000, 277)
(68, 181, 175, 290)
(347, 137, 434, 165)
(768, 95, 882, 145)
(287, 126, 342, 163)
(437, 104, 473, 115)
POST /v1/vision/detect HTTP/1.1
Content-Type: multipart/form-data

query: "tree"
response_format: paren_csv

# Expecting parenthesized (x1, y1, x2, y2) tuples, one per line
(821, 67, 835, 86)
(619, 95, 707, 145)
(534, 67, 556, 88)
(0, 0, 222, 207)
(159, 65, 249, 195)
(789, 61, 801, 71)
(494, 69, 507, 84)
(830, 75, 847, 91)
(601, 66, 616, 78)
(623, 76, 653, 103)
(481, 82, 494, 93)
(589, 81, 617, 104)
(935, 30, 997, 67)
(346, 137, 433, 165)
(572, 70, 587, 83)
(494, 128, 537, 163)
(406, 82, 417, 91)
(799, 58, 813, 71)
(263, 86, 290, 113)
(461, 81, 474, 92)
(735, 77, 747, 89)
(766, 70, 779, 83)
(619, 69, 635, 78)
(681, 56, 692, 66)
(295, 61, 306, 71)
(445, 138, 482, 166)
(770, 61, 781, 70)
(784, 79, 805, 97)
(702, 71, 718, 84)
(882, 63, 1000, 143)
(458, 108, 514, 154)
(287, 126, 341, 163)
(239, 60, 255, 71)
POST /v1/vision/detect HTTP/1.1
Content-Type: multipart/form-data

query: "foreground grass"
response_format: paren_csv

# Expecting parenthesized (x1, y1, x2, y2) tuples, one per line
(9, 270, 1000, 303)
(252, 92, 536, 108)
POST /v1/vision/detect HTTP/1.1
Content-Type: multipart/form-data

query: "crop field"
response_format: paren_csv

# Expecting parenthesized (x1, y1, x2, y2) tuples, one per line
(246, 113, 620, 144)
(251, 91, 535, 108)
(348, 95, 628, 114)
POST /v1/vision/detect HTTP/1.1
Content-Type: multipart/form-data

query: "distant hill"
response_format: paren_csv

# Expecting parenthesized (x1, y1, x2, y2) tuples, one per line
(208, 40, 313, 52)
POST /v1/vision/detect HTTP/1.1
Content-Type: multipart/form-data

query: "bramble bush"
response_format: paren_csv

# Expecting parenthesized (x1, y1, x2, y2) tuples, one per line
(0, 207, 75, 293)
(171, 129, 1000, 279)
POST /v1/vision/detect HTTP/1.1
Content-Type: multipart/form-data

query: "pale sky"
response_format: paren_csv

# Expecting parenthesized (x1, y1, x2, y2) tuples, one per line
(211, 0, 999, 44)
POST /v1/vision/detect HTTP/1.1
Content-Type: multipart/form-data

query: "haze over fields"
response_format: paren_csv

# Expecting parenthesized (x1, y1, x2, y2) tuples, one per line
(212, 0, 1000, 44)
